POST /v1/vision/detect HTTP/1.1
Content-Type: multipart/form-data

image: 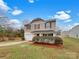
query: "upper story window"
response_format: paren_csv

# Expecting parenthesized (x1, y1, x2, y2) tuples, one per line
(38, 24, 40, 29)
(34, 24, 36, 29)
(25, 24, 31, 30)
(34, 24, 40, 29)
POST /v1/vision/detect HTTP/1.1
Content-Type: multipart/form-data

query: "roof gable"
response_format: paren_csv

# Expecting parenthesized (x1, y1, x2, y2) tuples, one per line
(31, 18, 45, 23)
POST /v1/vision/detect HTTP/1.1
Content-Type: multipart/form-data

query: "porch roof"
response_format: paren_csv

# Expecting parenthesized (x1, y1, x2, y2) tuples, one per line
(31, 30, 55, 34)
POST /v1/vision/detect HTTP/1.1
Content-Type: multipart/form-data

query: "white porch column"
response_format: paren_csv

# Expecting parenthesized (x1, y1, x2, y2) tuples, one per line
(40, 33, 42, 36)
(53, 33, 56, 37)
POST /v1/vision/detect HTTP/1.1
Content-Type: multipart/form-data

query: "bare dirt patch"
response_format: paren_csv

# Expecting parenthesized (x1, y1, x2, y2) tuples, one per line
(30, 42, 64, 49)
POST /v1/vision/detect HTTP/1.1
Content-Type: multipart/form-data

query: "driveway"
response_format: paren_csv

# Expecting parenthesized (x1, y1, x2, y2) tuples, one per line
(0, 41, 27, 47)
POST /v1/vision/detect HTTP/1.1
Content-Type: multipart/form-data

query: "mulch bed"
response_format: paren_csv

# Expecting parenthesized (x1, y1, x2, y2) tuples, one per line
(29, 42, 64, 49)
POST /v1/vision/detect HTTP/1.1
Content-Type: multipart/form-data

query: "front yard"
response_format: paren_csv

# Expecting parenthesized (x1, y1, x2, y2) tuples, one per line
(0, 37, 79, 59)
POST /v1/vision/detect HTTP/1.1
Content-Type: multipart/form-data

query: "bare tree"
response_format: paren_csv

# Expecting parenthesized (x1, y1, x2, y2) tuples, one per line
(23, 19, 31, 25)
(56, 26, 61, 35)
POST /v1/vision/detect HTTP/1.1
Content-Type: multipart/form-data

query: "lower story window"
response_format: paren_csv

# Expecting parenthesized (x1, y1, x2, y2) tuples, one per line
(43, 34, 47, 36)
(48, 33, 53, 36)
(37, 34, 39, 36)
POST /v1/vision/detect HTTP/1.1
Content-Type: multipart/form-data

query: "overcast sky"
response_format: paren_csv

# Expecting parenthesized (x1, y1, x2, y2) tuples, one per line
(0, 0, 79, 31)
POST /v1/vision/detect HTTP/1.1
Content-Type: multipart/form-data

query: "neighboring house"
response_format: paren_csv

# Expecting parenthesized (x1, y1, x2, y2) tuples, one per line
(24, 18, 56, 41)
(61, 31, 69, 37)
(61, 25, 79, 38)
(68, 25, 79, 38)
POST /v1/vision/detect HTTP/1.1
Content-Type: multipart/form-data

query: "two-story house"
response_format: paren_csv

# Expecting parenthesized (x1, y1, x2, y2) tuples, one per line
(24, 18, 56, 41)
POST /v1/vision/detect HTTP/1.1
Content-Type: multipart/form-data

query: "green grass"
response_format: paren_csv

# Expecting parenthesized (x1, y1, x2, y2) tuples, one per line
(0, 37, 79, 59)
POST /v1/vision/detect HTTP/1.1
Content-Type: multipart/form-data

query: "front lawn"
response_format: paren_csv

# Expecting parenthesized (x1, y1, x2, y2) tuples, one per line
(0, 37, 79, 59)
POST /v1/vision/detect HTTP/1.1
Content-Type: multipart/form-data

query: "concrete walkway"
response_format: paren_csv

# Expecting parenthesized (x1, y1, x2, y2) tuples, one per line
(0, 41, 27, 47)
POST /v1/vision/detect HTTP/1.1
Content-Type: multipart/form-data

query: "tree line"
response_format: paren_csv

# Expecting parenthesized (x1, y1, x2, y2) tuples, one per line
(0, 16, 24, 41)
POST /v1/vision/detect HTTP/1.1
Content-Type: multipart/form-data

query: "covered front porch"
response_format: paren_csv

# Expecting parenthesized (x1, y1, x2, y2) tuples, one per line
(32, 30, 56, 37)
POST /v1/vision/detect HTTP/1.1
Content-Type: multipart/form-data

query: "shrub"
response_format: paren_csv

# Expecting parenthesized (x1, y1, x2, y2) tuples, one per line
(54, 37, 63, 45)
(32, 36, 63, 45)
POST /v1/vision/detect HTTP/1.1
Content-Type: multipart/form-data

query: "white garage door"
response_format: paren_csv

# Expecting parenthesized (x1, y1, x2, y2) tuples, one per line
(24, 33, 33, 41)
